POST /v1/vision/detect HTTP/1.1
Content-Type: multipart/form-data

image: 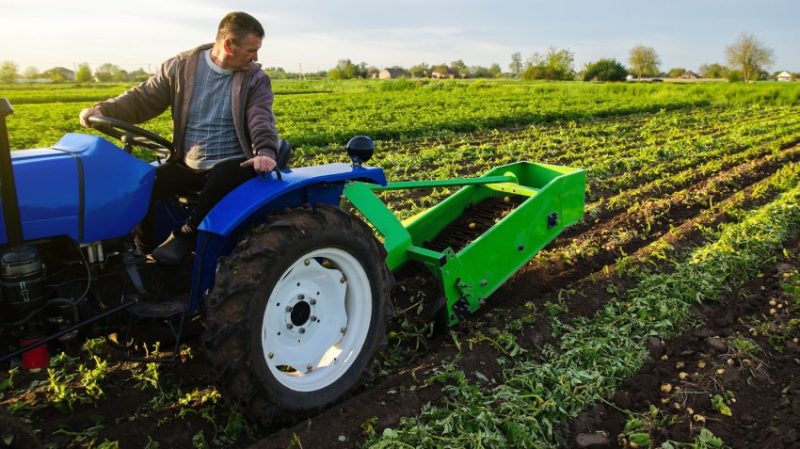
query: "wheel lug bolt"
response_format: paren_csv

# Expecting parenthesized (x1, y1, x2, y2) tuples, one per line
(286, 323, 293, 329)
(306, 364, 313, 371)
(309, 315, 316, 322)
(340, 276, 346, 283)
(340, 327, 347, 333)
(268, 352, 274, 359)
(285, 306, 293, 312)
(309, 299, 316, 305)
(299, 327, 305, 334)
(304, 259, 310, 265)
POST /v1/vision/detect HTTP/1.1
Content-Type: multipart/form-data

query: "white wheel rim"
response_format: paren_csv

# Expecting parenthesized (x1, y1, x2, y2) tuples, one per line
(261, 247, 373, 392)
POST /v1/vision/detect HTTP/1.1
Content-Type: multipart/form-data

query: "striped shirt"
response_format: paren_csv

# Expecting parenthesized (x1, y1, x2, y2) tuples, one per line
(183, 50, 244, 171)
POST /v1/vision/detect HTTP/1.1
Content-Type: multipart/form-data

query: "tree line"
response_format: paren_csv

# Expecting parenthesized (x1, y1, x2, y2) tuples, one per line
(1, 33, 795, 84)
(0, 62, 151, 84)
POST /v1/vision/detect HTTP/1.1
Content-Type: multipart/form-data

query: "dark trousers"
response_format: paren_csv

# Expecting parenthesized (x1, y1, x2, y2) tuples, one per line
(138, 159, 256, 248)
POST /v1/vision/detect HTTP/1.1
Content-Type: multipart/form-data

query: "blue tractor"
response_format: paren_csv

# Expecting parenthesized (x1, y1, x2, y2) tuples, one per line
(0, 94, 587, 434)
(0, 98, 394, 426)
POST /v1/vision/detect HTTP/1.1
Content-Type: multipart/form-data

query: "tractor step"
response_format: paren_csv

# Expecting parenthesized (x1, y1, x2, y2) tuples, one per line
(120, 299, 190, 362)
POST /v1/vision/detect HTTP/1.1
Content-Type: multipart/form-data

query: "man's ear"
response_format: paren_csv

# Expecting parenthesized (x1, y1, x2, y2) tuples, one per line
(223, 38, 235, 54)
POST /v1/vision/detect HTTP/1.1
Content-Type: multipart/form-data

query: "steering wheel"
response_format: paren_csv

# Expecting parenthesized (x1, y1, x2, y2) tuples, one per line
(87, 115, 174, 158)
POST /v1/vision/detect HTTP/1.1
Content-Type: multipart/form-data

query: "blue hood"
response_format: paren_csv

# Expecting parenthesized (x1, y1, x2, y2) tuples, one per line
(0, 134, 155, 244)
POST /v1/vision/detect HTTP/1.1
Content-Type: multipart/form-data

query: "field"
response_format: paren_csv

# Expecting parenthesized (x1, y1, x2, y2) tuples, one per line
(1, 79, 800, 449)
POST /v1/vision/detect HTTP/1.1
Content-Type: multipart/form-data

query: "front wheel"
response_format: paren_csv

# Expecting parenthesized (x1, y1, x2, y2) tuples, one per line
(202, 205, 392, 425)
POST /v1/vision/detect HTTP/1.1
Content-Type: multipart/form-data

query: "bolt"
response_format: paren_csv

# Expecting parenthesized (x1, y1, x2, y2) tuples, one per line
(298, 294, 305, 300)
(285, 306, 294, 312)
(340, 276, 346, 283)
(304, 259, 311, 266)
(309, 315, 317, 322)
(268, 352, 274, 359)
(309, 299, 317, 305)
(299, 327, 306, 334)
(340, 327, 347, 334)
(480, 279, 488, 287)
(286, 323, 294, 330)
(307, 364, 314, 371)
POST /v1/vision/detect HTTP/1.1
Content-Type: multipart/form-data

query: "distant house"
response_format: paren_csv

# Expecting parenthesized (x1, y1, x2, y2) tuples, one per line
(777, 71, 793, 82)
(379, 68, 405, 79)
(679, 71, 700, 80)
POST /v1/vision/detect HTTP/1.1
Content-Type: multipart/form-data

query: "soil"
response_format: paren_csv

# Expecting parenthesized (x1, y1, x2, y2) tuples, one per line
(1, 130, 798, 449)
(565, 239, 800, 449)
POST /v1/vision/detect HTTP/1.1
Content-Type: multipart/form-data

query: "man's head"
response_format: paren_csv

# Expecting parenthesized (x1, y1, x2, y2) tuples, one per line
(214, 12, 264, 71)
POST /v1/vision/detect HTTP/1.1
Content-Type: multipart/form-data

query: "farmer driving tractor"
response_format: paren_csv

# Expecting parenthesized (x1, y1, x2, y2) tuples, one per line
(79, 11, 278, 264)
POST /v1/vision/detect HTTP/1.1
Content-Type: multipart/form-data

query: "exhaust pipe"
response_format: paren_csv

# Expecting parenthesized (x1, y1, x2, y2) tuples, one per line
(0, 98, 23, 247)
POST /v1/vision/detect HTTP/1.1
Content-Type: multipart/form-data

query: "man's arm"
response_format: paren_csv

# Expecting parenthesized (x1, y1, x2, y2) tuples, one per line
(79, 59, 175, 127)
(240, 72, 279, 173)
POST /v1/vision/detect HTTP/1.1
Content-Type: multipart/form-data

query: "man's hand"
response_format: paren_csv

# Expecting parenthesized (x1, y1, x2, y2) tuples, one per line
(241, 154, 276, 174)
(79, 106, 103, 128)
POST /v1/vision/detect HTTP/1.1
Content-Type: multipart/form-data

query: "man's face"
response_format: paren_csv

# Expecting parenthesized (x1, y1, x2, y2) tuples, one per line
(227, 33, 262, 71)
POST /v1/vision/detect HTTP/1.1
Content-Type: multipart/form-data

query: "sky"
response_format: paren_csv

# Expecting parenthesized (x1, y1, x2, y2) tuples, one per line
(1, 0, 798, 75)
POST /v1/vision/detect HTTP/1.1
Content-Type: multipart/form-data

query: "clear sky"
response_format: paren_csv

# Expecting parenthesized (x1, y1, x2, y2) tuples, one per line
(1, 0, 798, 74)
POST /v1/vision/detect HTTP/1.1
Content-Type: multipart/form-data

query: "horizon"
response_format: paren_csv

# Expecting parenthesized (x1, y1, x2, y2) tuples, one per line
(1, 0, 798, 74)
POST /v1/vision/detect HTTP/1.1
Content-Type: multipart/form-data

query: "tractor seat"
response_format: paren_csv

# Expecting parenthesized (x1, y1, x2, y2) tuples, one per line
(176, 139, 293, 205)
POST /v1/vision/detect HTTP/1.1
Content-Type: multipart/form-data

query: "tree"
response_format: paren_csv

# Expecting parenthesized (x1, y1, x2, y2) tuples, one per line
(521, 47, 575, 80)
(112, 69, 129, 82)
(668, 67, 686, 78)
(628, 45, 660, 79)
(409, 63, 429, 78)
(128, 68, 150, 82)
(76, 63, 93, 82)
(431, 64, 450, 78)
(23, 66, 39, 80)
(726, 33, 774, 82)
(450, 60, 469, 78)
(0, 60, 19, 83)
(582, 59, 627, 82)
(699, 63, 727, 79)
(489, 63, 502, 78)
(327, 59, 359, 80)
(95, 63, 123, 82)
(509, 52, 523, 78)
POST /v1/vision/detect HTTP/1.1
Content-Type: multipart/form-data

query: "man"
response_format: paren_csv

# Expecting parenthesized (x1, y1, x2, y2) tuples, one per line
(79, 11, 278, 264)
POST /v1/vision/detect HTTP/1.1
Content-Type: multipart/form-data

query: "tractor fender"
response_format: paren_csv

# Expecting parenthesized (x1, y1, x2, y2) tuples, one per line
(199, 163, 386, 237)
(191, 163, 386, 312)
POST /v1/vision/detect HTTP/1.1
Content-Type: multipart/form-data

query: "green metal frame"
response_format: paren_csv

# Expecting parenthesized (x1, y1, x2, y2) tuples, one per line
(344, 161, 585, 325)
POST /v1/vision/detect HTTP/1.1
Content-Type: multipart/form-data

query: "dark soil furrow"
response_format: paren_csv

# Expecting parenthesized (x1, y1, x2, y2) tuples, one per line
(564, 237, 800, 449)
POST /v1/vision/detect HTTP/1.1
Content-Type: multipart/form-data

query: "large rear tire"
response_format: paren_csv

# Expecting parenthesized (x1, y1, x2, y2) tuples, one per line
(202, 205, 392, 426)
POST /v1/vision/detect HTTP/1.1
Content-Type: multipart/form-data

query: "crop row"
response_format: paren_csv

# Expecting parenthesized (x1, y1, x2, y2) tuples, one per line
(324, 105, 800, 218)
(5, 81, 800, 151)
(363, 158, 800, 449)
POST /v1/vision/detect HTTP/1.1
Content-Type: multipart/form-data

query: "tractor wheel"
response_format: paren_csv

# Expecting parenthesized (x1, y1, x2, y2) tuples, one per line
(202, 204, 392, 426)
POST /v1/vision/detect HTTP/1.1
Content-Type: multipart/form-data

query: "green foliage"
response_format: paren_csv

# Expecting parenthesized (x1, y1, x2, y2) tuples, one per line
(668, 67, 687, 78)
(583, 59, 628, 82)
(727, 70, 743, 83)
(0, 60, 19, 83)
(328, 59, 363, 80)
(726, 33, 774, 82)
(521, 47, 575, 80)
(76, 63, 93, 82)
(367, 165, 800, 447)
(629, 45, 661, 79)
